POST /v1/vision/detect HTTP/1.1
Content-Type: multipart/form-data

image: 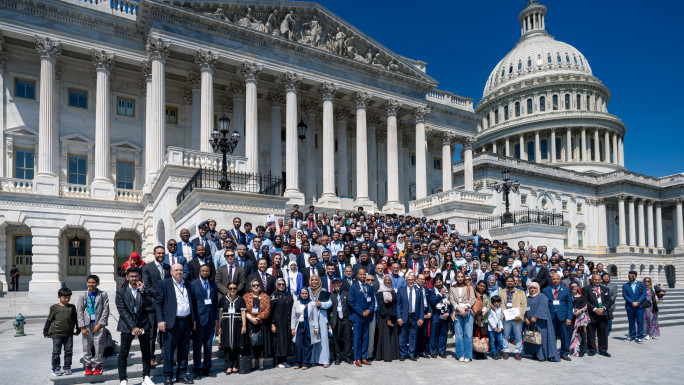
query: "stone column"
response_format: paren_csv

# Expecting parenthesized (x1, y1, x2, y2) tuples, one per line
(335, 107, 350, 198)
(243, 62, 262, 189)
(367, 115, 380, 205)
(143, 61, 153, 184)
(566, 128, 572, 162)
(597, 198, 608, 251)
(580, 127, 587, 162)
(87, 228, 117, 292)
(187, 73, 201, 150)
(266, 91, 284, 179)
(91, 49, 115, 198)
(282, 72, 304, 203)
(655, 202, 663, 249)
(318, 82, 339, 206)
(628, 197, 636, 246)
(442, 134, 453, 192)
(618, 195, 627, 247)
(675, 198, 684, 252)
(383, 100, 402, 211)
(302, 98, 317, 202)
(492, 142, 497, 154)
(145, 38, 169, 185)
(550, 129, 556, 163)
(637, 198, 646, 247)
(612, 133, 618, 164)
(534, 130, 540, 162)
(34, 37, 61, 194)
(354, 92, 372, 208)
(196, 50, 218, 153)
(463, 137, 474, 191)
(231, 83, 246, 158)
(593, 128, 600, 161)
(414, 107, 430, 200)
(604, 130, 610, 163)
(504, 136, 510, 157)
(618, 136, 625, 167)
(646, 200, 655, 247)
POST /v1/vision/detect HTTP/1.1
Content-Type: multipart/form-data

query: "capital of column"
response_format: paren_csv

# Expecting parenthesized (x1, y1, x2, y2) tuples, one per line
(646, 199, 654, 207)
(241, 61, 262, 82)
(301, 99, 318, 115)
(675, 197, 684, 205)
(282, 72, 302, 92)
(655, 201, 663, 208)
(334, 106, 351, 121)
(229, 82, 246, 99)
(617, 194, 627, 202)
(183, 91, 192, 104)
(319, 82, 337, 100)
(196, 49, 218, 73)
(413, 106, 430, 123)
(92, 49, 115, 74)
(442, 132, 456, 146)
(353, 91, 371, 109)
(187, 72, 201, 90)
(385, 99, 400, 116)
(146, 38, 169, 62)
(596, 197, 607, 205)
(463, 136, 475, 150)
(142, 60, 152, 82)
(266, 90, 285, 105)
(35, 35, 61, 62)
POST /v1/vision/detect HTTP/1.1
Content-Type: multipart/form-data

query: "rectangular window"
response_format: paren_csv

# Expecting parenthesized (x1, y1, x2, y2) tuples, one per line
(116, 161, 135, 189)
(527, 99, 533, 114)
(540, 96, 546, 112)
(576, 94, 582, 110)
(68, 155, 87, 185)
(504, 105, 509, 120)
(564, 94, 571, 110)
(410, 152, 416, 166)
(14, 148, 35, 180)
(14, 78, 37, 100)
(117, 97, 135, 117)
(577, 230, 584, 248)
(67, 237, 87, 276)
(577, 203, 583, 213)
(165, 106, 178, 124)
(494, 109, 499, 124)
(521, 194, 528, 206)
(515, 102, 520, 117)
(562, 200, 568, 211)
(13, 235, 33, 277)
(433, 157, 442, 170)
(116, 239, 134, 275)
(515, 144, 520, 159)
(68, 88, 88, 109)
(552, 95, 558, 110)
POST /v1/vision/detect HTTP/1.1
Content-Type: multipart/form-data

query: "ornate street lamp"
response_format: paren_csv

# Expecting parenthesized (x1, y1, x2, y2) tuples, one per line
(297, 82, 307, 141)
(209, 114, 240, 190)
(71, 232, 81, 253)
(492, 169, 520, 224)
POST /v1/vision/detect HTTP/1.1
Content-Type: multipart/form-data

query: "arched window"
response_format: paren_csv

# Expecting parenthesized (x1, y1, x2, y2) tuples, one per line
(527, 141, 535, 162)
(547, 54, 552, 64)
(580, 57, 584, 66)
(501, 69, 505, 78)
(485, 114, 490, 128)
(509, 65, 513, 74)
(527, 58, 532, 67)
(540, 139, 548, 160)
(116, 239, 135, 275)
(564, 94, 570, 109)
(566, 54, 570, 63)
(557, 54, 562, 63)
(515, 143, 521, 159)
(515, 101, 520, 117)
(536, 56, 542, 66)
(555, 137, 562, 160)
(539, 96, 546, 112)
(576, 94, 582, 110)
(504, 105, 509, 120)
(494, 108, 499, 124)
(574, 56, 578, 64)
(527, 98, 533, 114)
(552, 95, 558, 110)
(518, 61, 522, 71)
(586, 95, 591, 111)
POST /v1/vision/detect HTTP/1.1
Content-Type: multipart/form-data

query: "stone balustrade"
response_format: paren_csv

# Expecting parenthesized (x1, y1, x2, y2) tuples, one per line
(409, 188, 491, 211)
(0, 178, 34, 194)
(483, 109, 623, 132)
(115, 188, 143, 203)
(426, 90, 474, 110)
(165, 147, 248, 172)
(62, 0, 139, 20)
(61, 183, 90, 198)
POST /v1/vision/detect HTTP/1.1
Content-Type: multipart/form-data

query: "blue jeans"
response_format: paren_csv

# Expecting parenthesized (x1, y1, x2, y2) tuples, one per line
(626, 306, 644, 339)
(488, 330, 503, 353)
(453, 312, 473, 359)
(502, 320, 522, 353)
(430, 315, 449, 355)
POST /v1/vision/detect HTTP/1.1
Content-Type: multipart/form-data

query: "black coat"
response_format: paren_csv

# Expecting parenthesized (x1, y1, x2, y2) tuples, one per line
(531, 266, 552, 289)
(248, 271, 277, 296)
(329, 289, 350, 329)
(582, 284, 613, 320)
(187, 257, 216, 282)
(302, 266, 326, 287)
(116, 285, 152, 333)
(141, 261, 170, 311)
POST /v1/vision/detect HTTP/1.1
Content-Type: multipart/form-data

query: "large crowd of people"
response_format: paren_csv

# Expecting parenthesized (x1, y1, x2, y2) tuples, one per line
(43, 204, 667, 385)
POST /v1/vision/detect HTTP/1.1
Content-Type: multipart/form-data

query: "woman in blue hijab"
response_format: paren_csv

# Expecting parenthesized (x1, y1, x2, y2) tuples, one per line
(291, 288, 320, 369)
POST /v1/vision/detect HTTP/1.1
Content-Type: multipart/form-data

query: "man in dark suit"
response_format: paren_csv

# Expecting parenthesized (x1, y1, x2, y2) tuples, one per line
(352, 252, 375, 277)
(341, 266, 356, 292)
(156, 264, 195, 385)
(177, 228, 196, 261)
(190, 227, 218, 257)
(248, 258, 276, 295)
(542, 273, 573, 361)
(334, 251, 348, 277)
(396, 272, 424, 361)
(164, 239, 189, 281)
(216, 249, 247, 296)
(320, 263, 338, 293)
(582, 274, 613, 357)
(227, 217, 246, 246)
(416, 273, 433, 358)
(187, 245, 216, 282)
(330, 278, 352, 365)
(141, 246, 170, 368)
(529, 257, 551, 289)
(190, 265, 218, 379)
(408, 255, 424, 276)
(348, 268, 375, 367)
(116, 267, 154, 385)
(302, 254, 325, 287)
(235, 245, 255, 276)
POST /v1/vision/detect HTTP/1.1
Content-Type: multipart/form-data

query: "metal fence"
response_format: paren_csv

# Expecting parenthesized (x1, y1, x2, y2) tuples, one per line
(176, 168, 283, 205)
(467, 209, 564, 231)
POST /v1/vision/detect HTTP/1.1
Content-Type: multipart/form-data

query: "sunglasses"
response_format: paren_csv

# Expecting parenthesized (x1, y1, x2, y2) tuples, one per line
(277, 283, 286, 286)
(251, 284, 261, 287)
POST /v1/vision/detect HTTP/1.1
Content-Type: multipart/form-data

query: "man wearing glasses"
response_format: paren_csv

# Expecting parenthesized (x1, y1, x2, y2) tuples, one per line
(365, 275, 378, 361)
(216, 250, 247, 296)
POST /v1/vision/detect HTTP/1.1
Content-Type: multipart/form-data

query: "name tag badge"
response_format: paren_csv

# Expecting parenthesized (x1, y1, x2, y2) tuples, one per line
(90, 314, 96, 322)
(204, 299, 213, 305)
(526, 306, 531, 311)
(252, 307, 259, 314)
(506, 302, 513, 308)
(553, 300, 560, 306)
(228, 307, 236, 314)
(366, 297, 372, 303)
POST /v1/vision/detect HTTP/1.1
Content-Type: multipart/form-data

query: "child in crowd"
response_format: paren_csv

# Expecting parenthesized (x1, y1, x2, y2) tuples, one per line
(76, 275, 110, 376)
(44, 287, 80, 376)
(487, 295, 504, 360)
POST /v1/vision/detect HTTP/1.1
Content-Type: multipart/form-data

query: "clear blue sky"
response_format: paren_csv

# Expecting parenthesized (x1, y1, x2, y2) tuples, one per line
(316, 0, 684, 178)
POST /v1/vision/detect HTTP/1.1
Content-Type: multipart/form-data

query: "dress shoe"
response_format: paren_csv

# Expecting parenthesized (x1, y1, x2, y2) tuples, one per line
(420, 353, 430, 358)
(345, 359, 354, 365)
(334, 359, 342, 365)
(355, 360, 362, 367)
(193, 372, 202, 380)
(408, 357, 417, 362)
(163, 376, 173, 385)
(561, 355, 571, 361)
(587, 351, 596, 356)
(599, 352, 612, 357)
(514, 353, 521, 361)
(203, 371, 217, 377)
(399, 356, 405, 361)
(361, 360, 371, 365)
(176, 375, 194, 384)
(439, 354, 447, 359)
(502, 352, 509, 360)
(430, 354, 437, 358)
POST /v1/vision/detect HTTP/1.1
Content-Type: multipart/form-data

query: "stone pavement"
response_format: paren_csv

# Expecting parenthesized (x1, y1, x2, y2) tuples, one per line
(1, 314, 682, 385)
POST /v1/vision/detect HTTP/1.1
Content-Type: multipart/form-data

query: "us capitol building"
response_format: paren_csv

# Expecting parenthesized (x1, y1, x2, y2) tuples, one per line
(0, 0, 681, 294)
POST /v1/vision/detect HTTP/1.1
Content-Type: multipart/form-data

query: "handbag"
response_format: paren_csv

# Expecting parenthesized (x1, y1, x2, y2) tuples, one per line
(523, 324, 542, 345)
(472, 291, 483, 314)
(641, 299, 652, 308)
(249, 331, 263, 347)
(472, 327, 490, 353)
(238, 354, 252, 374)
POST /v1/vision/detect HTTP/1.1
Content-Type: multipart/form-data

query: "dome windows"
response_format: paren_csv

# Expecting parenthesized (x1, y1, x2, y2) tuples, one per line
(564, 94, 571, 109)
(579, 57, 584, 66)
(565, 54, 570, 63)
(540, 139, 548, 160)
(574, 56, 578, 65)
(539, 96, 546, 112)
(504, 105, 509, 120)
(576, 94, 582, 110)
(527, 58, 532, 68)
(557, 54, 561, 63)
(501, 69, 505, 78)
(518, 61, 522, 71)
(552, 95, 558, 110)
(509, 65, 513, 74)
(547, 54, 552, 64)
(515, 101, 520, 117)
(527, 98, 533, 114)
(537, 55, 542, 66)
(494, 108, 499, 124)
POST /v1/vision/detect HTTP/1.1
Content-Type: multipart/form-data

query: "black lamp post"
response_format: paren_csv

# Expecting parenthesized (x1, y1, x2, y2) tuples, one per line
(492, 169, 520, 224)
(209, 114, 240, 190)
(71, 232, 81, 253)
(297, 83, 307, 142)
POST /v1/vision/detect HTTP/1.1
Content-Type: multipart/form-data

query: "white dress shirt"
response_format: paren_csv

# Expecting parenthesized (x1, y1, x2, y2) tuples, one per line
(173, 279, 191, 317)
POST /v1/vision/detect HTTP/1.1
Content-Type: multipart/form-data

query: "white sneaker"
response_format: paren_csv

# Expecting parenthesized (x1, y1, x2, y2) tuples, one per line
(142, 376, 155, 385)
(278, 363, 286, 368)
(644, 335, 651, 340)
(120, 381, 128, 385)
(281, 362, 290, 368)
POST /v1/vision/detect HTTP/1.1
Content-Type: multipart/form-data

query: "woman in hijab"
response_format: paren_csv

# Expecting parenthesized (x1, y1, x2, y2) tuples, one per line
(271, 278, 294, 368)
(308, 274, 332, 367)
(389, 243, 400, 258)
(395, 234, 405, 251)
(119, 252, 145, 287)
(267, 251, 285, 279)
(290, 288, 319, 370)
(285, 260, 303, 299)
(244, 278, 272, 371)
(487, 275, 500, 297)
(523, 282, 560, 362)
(375, 275, 399, 362)
(218, 282, 246, 375)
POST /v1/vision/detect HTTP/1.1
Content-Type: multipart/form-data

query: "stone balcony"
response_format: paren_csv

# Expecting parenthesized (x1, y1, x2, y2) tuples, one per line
(61, 0, 139, 20)
(164, 147, 247, 173)
(426, 90, 474, 111)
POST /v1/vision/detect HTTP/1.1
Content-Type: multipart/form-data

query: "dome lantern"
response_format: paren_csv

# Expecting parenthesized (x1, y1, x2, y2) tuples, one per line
(519, 0, 548, 39)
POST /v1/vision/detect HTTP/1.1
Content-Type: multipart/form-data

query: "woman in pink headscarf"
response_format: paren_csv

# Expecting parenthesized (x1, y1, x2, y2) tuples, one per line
(119, 252, 145, 287)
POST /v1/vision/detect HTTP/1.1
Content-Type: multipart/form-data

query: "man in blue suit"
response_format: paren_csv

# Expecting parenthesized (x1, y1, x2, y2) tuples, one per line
(164, 239, 189, 282)
(622, 270, 647, 343)
(542, 273, 573, 361)
(156, 264, 194, 385)
(190, 265, 218, 379)
(227, 217, 246, 246)
(396, 272, 424, 361)
(190, 226, 218, 257)
(408, 254, 424, 276)
(348, 268, 375, 367)
(235, 245, 255, 276)
(177, 228, 196, 261)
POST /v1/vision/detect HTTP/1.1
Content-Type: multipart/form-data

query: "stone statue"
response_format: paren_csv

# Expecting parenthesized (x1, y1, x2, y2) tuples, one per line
(334, 27, 346, 56)
(364, 48, 373, 64)
(237, 7, 267, 33)
(387, 59, 400, 71)
(266, 9, 280, 36)
(371, 52, 384, 67)
(302, 16, 322, 47)
(210, 8, 229, 21)
(280, 11, 296, 41)
(344, 35, 356, 58)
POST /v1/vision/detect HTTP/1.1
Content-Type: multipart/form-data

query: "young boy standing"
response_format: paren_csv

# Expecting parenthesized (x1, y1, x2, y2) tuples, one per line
(44, 287, 80, 376)
(487, 295, 504, 359)
(76, 275, 110, 375)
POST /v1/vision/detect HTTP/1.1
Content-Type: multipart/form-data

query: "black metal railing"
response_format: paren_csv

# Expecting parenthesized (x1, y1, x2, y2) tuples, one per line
(176, 168, 284, 205)
(467, 209, 564, 231)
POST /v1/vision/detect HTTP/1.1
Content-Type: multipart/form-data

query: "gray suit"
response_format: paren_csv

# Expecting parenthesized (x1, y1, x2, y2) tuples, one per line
(216, 264, 247, 296)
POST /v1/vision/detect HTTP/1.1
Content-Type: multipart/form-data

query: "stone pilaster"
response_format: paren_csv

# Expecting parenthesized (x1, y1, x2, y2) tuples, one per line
(91, 49, 116, 198)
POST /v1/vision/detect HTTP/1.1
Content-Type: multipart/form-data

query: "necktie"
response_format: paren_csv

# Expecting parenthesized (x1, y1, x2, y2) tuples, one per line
(409, 287, 413, 313)
(228, 265, 234, 281)
(159, 264, 164, 279)
(554, 288, 558, 300)
(171, 255, 176, 265)
(262, 273, 267, 289)
(328, 277, 332, 292)
(184, 243, 190, 258)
